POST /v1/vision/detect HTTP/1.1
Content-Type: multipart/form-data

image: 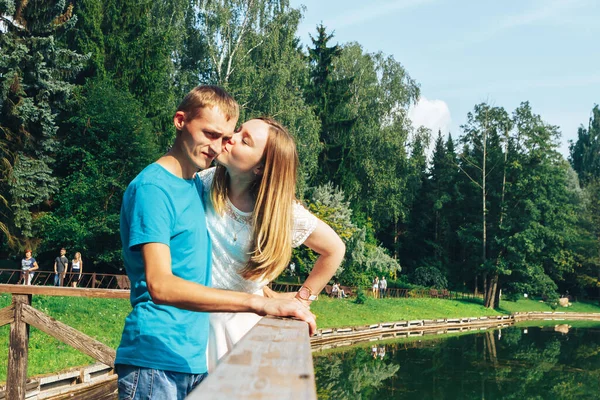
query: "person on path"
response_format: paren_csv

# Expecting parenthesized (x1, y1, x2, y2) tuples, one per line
(54, 248, 68, 287)
(71, 252, 83, 287)
(21, 249, 39, 285)
(372, 276, 380, 299)
(379, 276, 387, 298)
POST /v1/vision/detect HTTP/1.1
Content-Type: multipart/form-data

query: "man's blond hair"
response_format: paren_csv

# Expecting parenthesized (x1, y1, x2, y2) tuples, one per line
(176, 85, 239, 123)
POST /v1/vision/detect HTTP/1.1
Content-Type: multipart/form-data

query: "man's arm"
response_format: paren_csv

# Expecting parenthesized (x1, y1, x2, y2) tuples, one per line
(53, 260, 57, 274)
(142, 243, 317, 334)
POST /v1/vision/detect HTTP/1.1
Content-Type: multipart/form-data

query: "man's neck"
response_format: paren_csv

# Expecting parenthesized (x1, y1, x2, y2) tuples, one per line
(157, 147, 196, 180)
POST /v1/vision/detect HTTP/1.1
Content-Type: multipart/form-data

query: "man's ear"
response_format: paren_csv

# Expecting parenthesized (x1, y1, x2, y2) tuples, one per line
(173, 111, 186, 130)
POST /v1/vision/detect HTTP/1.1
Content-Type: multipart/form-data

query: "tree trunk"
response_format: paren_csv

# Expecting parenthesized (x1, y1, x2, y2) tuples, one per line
(474, 275, 478, 296)
(483, 273, 488, 302)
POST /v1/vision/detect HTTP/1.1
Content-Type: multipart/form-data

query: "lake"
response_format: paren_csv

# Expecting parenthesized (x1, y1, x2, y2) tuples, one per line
(313, 321, 600, 399)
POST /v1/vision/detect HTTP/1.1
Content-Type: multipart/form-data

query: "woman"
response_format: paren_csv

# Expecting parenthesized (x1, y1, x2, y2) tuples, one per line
(21, 249, 39, 285)
(198, 117, 345, 370)
(372, 276, 379, 299)
(71, 252, 83, 287)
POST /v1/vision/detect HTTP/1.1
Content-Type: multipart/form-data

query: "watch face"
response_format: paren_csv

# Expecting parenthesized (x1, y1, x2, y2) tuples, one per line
(298, 287, 310, 300)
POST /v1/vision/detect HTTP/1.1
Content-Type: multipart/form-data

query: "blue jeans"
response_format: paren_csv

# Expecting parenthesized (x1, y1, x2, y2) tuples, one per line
(116, 364, 207, 400)
(54, 273, 63, 286)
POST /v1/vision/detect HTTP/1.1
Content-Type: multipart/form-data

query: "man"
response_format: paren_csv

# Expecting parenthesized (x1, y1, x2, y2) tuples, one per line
(53, 248, 68, 286)
(380, 276, 387, 299)
(116, 85, 316, 400)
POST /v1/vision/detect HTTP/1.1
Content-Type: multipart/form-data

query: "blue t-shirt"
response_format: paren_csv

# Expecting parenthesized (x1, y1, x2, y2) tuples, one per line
(116, 163, 212, 374)
(21, 258, 36, 270)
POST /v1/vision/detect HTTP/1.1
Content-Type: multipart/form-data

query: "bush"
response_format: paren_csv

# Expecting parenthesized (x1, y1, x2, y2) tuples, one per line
(354, 287, 367, 304)
(504, 292, 521, 302)
(412, 266, 448, 289)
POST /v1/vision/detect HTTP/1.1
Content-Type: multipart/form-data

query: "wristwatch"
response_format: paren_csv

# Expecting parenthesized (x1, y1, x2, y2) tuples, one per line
(296, 286, 318, 301)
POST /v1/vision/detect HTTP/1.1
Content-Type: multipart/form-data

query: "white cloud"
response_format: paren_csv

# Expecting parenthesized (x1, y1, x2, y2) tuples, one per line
(408, 97, 452, 135)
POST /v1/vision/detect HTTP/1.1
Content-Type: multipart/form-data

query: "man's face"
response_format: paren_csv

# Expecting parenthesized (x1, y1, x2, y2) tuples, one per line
(60, 249, 66, 256)
(174, 106, 237, 170)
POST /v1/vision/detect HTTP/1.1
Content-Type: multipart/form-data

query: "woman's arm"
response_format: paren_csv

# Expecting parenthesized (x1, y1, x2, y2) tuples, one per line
(80, 260, 83, 274)
(31, 261, 39, 271)
(296, 219, 345, 306)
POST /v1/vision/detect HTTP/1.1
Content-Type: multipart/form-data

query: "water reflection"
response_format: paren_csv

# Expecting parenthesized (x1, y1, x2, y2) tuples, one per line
(314, 324, 600, 399)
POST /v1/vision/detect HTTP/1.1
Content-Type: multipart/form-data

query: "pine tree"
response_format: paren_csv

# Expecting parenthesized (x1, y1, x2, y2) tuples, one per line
(305, 24, 356, 184)
(0, 0, 85, 251)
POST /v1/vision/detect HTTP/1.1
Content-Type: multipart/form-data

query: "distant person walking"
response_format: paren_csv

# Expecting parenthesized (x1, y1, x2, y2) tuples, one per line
(54, 248, 68, 286)
(372, 276, 380, 299)
(21, 249, 39, 285)
(379, 276, 387, 298)
(71, 252, 83, 287)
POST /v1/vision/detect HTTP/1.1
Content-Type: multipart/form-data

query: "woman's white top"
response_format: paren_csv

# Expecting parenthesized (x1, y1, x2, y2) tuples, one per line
(198, 168, 318, 371)
(72, 260, 81, 270)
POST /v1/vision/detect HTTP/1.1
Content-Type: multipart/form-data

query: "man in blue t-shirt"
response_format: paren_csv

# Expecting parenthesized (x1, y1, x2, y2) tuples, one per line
(116, 86, 316, 400)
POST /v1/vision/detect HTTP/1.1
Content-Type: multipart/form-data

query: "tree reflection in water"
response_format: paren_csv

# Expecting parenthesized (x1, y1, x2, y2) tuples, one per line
(313, 324, 600, 399)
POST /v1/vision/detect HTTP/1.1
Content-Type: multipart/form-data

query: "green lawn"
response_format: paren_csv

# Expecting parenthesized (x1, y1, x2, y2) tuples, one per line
(311, 297, 505, 329)
(1, 293, 599, 383)
(0, 294, 130, 383)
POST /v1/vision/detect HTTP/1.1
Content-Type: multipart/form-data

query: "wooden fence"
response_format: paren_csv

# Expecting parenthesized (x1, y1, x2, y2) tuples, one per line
(0, 285, 129, 399)
(0, 270, 130, 290)
(269, 282, 483, 301)
(0, 285, 316, 399)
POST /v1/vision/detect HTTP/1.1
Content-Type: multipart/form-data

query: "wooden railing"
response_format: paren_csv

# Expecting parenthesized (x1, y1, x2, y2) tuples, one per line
(188, 316, 316, 399)
(0, 285, 317, 399)
(269, 282, 482, 301)
(0, 285, 128, 399)
(0, 269, 130, 290)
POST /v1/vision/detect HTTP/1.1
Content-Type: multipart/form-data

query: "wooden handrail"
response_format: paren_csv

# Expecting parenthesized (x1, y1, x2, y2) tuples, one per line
(0, 269, 131, 290)
(189, 316, 316, 399)
(0, 286, 128, 399)
(0, 284, 129, 299)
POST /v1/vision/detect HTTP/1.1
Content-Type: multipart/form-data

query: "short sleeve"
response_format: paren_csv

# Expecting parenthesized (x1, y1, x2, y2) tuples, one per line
(292, 202, 318, 247)
(125, 184, 174, 249)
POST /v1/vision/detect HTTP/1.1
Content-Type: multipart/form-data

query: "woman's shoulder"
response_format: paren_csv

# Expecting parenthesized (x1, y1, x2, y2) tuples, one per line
(291, 201, 318, 247)
(197, 167, 216, 191)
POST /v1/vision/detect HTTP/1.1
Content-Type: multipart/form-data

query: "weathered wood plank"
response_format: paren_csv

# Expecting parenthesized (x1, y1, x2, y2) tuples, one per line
(7, 294, 31, 400)
(0, 284, 129, 299)
(189, 316, 316, 400)
(0, 304, 14, 327)
(20, 304, 116, 367)
(39, 376, 117, 400)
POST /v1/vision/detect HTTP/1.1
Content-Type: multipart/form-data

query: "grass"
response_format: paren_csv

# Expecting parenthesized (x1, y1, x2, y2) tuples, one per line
(0, 294, 130, 383)
(1, 293, 600, 383)
(311, 297, 505, 329)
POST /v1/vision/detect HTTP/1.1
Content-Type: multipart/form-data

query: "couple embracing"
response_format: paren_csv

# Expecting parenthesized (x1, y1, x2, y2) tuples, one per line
(116, 85, 345, 399)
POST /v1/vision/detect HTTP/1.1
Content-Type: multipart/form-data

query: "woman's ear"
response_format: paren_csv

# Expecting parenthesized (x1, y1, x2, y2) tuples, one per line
(253, 164, 264, 176)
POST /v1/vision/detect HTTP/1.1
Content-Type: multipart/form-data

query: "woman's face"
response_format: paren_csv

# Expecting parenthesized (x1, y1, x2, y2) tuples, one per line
(217, 119, 269, 175)
(75, 252, 81, 259)
(25, 251, 31, 258)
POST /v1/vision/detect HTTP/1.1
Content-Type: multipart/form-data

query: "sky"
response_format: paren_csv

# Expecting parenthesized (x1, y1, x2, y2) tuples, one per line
(289, 0, 600, 157)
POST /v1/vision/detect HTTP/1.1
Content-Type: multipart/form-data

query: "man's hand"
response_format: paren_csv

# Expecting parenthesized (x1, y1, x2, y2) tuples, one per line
(253, 297, 317, 335)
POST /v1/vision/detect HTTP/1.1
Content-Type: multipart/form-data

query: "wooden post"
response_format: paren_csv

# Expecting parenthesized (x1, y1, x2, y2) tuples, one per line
(7, 294, 32, 400)
(92, 272, 97, 289)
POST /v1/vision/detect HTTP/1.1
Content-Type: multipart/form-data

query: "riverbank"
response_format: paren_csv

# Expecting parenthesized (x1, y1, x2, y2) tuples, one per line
(1, 293, 599, 382)
(310, 296, 600, 329)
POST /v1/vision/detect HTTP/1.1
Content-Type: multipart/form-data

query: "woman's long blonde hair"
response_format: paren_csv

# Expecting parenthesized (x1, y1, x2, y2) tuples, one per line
(211, 117, 298, 282)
